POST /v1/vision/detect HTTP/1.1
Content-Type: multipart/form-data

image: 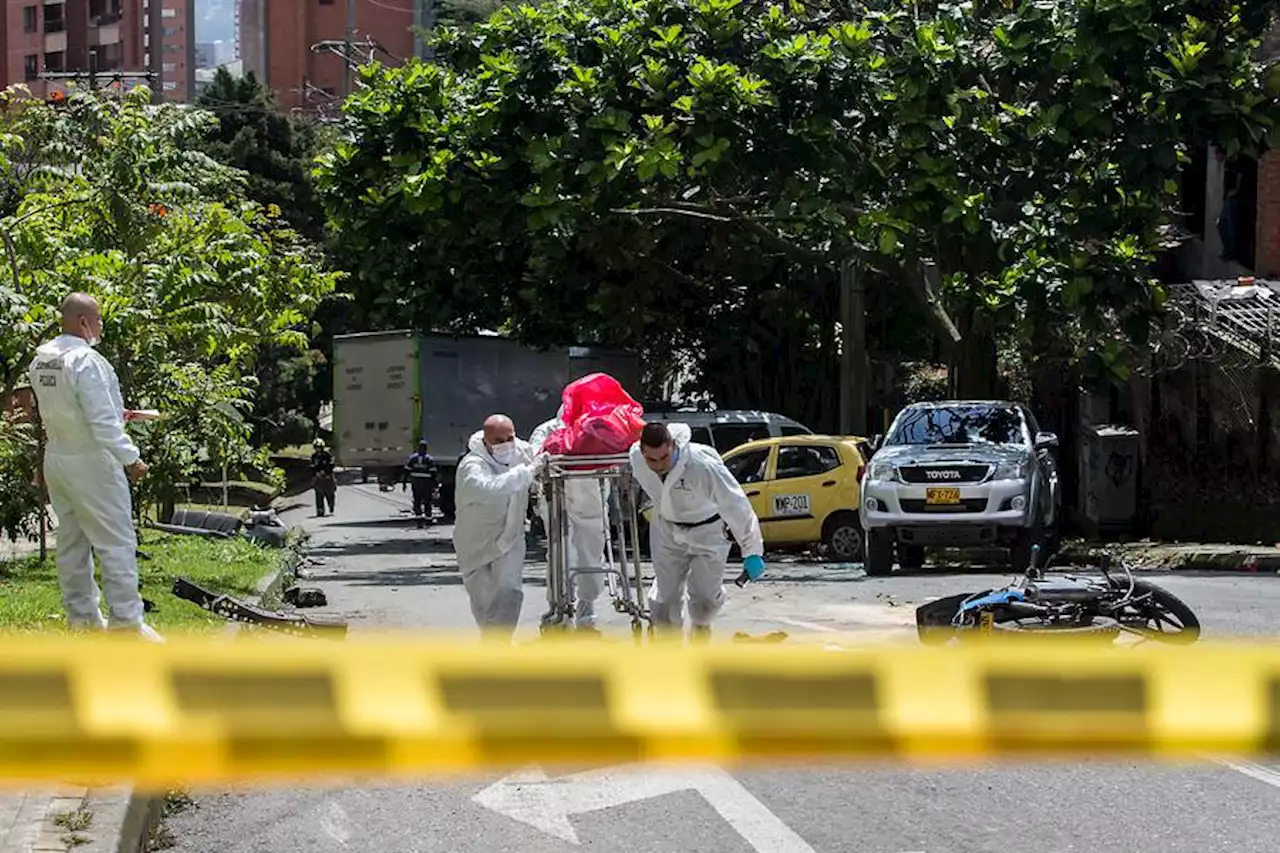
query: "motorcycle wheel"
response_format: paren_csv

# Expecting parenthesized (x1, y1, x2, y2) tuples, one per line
(915, 592, 985, 645)
(1108, 578, 1201, 644)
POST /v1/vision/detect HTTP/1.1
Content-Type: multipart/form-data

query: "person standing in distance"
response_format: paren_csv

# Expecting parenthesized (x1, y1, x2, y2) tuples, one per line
(453, 414, 541, 638)
(310, 438, 336, 517)
(630, 422, 765, 639)
(27, 292, 162, 641)
(402, 439, 438, 528)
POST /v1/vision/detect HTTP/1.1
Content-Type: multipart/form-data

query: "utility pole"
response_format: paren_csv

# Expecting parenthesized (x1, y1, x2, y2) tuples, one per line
(414, 0, 437, 60)
(148, 0, 164, 101)
(40, 58, 155, 92)
(341, 0, 356, 98)
(839, 257, 868, 436)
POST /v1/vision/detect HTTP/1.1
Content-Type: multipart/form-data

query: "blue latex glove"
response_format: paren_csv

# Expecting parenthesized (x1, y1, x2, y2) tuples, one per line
(743, 554, 766, 581)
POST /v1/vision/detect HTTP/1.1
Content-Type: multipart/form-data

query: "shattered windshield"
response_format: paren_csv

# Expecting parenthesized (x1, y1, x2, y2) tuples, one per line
(888, 404, 1026, 447)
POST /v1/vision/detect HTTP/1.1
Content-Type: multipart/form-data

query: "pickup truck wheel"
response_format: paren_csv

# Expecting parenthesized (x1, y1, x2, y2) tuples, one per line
(1009, 530, 1035, 572)
(899, 544, 925, 571)
(865, 529, 894, 576)
(823, 514, 863, 562)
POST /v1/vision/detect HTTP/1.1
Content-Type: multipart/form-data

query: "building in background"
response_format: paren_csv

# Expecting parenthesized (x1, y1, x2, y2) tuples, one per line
(195, 38, 231, 68)
(142, 0, 194, 100)
(4, 0, 146, 97)
(234, 0, 429, 113)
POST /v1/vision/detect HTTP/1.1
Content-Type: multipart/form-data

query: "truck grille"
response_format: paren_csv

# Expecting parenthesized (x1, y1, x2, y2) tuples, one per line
(898, 464, 990, 484)
(900, 498, 990, 513)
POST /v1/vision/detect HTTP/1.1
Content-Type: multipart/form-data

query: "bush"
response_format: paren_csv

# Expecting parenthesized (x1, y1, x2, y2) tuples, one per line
(0, 413, 42, 543)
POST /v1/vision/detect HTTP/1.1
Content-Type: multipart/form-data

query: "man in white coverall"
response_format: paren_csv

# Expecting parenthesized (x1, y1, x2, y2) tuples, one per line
(630, 421, 766, 637)
(529, 408, 609, 631)
(453, 414, 541, 638)
(27, 293, 162, 641)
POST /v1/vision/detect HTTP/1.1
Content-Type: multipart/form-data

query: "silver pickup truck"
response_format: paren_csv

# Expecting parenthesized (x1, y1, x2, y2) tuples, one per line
(858, 400, 1061, 576)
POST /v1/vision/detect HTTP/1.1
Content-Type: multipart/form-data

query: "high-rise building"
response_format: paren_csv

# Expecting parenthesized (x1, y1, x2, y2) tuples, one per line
(142, 0, 193, 100)
(235, 0, 427, 113)
(4, 0, 146, 97)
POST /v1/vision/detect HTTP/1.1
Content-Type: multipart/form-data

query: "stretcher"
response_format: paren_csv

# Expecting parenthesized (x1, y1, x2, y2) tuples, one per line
(537, 452, 652, 638)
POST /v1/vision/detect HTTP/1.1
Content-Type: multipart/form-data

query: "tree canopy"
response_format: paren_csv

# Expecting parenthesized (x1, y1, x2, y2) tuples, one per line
(196, 68, 329, 240)
(0, 85, 339, 534)
(318, 0, 1280, 417)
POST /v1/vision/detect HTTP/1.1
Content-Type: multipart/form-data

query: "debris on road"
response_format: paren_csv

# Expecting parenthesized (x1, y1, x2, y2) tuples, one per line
(284, 585, 328, 608)
(732, 631, 790, 643)
(172, 577, 348, 638)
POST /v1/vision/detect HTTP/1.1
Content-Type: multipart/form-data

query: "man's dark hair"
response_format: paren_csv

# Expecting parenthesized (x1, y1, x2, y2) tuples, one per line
(640, 422, 671, 448)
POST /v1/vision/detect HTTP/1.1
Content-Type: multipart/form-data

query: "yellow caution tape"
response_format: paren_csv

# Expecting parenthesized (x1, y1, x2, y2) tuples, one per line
(0, 633, 1277, 790)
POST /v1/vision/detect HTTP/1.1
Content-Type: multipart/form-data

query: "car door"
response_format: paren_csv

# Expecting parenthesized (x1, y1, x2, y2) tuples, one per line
(759, 443, 845, 544)
(722, 445, 775, 535)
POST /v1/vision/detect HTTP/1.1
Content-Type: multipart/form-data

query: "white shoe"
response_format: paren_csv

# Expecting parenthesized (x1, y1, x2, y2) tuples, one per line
(137, 623, 166, 643)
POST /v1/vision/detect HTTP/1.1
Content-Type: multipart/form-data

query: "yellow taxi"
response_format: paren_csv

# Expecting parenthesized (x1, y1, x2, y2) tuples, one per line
(640, 435, 872, 561)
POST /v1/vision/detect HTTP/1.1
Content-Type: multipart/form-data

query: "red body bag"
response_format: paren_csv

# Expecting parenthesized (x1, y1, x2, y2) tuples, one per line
(542, 373, 645, 457)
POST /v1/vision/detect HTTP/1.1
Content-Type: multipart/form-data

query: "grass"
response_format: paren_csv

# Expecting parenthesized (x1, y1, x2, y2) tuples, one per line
(0, 533, 281, 634)
(52, 807, 94, 847)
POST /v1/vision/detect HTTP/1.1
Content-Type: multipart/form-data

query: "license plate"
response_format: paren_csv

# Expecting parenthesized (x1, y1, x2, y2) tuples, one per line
(772, 493, 811, 517)
(926, 487, 961, 505)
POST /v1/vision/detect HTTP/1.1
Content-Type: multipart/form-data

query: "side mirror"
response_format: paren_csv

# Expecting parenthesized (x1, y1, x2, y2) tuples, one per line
(1035, 432, 1059, 450)
(872, 434, 883, 452)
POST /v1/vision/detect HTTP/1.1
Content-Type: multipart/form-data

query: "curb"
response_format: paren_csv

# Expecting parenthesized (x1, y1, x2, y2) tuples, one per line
(1058, 545, 1280, 574)
(105, 541, 303, 851)
(77, 786, 162, 853)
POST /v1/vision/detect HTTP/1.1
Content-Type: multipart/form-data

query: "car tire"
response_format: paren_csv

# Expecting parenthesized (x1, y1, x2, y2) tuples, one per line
(899, 544, 925, 571)
(823, 513, 864, 562)
(1009, 530, 1035, 572)
(865, 529, 894, 576)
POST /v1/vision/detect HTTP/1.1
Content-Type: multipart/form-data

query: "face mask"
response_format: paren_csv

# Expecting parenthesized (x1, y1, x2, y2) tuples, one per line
(87, 335, 101, 348)
(491, 442, 517, 465)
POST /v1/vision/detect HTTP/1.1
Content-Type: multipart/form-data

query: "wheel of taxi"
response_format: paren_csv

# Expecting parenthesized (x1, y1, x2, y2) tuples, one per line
(822, 512, 864, 562)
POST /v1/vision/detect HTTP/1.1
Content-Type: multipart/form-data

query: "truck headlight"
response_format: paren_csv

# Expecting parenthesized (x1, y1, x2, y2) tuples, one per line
(867, 460, 897, 482)
(991, 460, 1030, 480)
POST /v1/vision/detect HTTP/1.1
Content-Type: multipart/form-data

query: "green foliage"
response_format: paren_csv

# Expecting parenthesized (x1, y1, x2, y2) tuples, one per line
(0, 413, 41, 543)
(0, 85, 339, 526)
(248, 342, 327, 450)
(196, 68, 329, 240)
(318, 0, 1280, 412)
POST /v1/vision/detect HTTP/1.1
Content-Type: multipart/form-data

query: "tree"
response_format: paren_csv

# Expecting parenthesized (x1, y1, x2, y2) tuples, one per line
(0, 85, 340, 523)
(318, 0, 1280, 417)
(196, 68, 329, 241)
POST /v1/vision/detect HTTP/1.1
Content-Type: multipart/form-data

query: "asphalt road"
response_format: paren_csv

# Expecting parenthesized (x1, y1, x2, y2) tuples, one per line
(162, 482, 1280, 853)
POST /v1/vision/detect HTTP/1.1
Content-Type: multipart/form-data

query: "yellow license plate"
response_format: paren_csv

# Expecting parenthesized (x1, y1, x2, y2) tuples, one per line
(926, 487, 961, 505)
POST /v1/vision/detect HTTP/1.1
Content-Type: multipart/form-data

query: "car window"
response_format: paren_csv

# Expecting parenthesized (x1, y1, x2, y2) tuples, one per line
(887, 404, 1027, 447)
(775, 445, 841, 480)
(854, 440, 872, 463)
(711, 423, 771, 453)
(780, 425, 810, 436)
(690, 426, 713, 446)
(724, 448, 770, 484)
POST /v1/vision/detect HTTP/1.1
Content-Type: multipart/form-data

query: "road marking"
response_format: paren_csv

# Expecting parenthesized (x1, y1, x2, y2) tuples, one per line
(1214, 756, 1280, 788)
(768, 616, 838, 633)
(319, 798, 353, 845)
(472, 763, 817, 851)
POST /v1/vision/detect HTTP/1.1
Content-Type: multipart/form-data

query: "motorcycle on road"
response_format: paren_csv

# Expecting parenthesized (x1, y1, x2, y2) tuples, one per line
(915, 548, 1201, 646)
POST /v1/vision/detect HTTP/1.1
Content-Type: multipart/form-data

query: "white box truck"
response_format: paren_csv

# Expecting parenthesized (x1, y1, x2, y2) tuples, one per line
(331, 331, 641, 518)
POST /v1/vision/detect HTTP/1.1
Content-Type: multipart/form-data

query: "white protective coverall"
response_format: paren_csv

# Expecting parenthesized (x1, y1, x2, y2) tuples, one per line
(452, 430, 537, 637)
(529, 411, 609, 629)
(629, 423, 764, 629)
(27, 334, 145, 631)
